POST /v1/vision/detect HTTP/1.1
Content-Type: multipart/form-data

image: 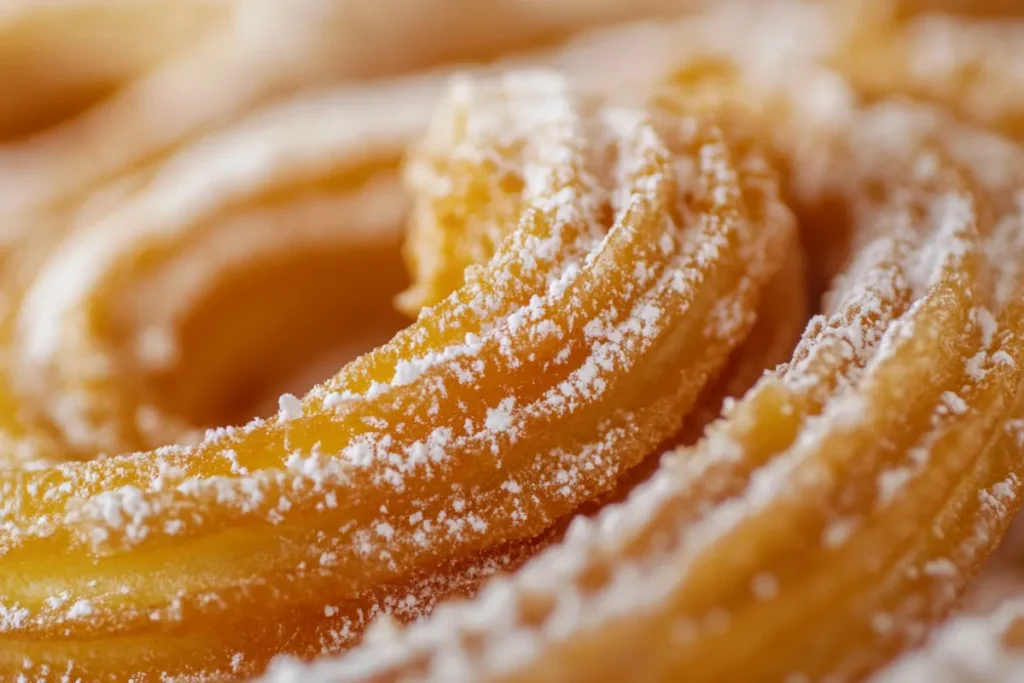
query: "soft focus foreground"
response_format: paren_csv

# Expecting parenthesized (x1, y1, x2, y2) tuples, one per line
(3, 1, 1024, 681)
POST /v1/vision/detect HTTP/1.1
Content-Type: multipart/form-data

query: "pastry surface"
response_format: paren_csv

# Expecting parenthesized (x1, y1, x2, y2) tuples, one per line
(3, 1, 1024, 681)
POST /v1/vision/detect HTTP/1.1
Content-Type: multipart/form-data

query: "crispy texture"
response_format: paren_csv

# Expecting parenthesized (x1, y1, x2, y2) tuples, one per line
(283, 96, 1024, 683)
(0, 74, 791, 679)
(3, 1, 1024, 682)
(258, 24, 1024, 683)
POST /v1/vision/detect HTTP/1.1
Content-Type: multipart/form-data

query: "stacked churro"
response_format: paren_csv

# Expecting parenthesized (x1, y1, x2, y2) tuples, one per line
(3, 1, 1024, 681)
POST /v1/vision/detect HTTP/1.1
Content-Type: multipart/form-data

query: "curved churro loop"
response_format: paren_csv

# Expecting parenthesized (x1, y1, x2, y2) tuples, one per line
(5, 1, 1024, 681)
(258, 60, 1024, 683)
(0, 0, 710, 226)
(9, 74, 437, 460)
(0, 72, 790, 679)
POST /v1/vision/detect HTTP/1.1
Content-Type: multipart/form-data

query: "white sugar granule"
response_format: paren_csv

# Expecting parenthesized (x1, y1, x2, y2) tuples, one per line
(66, 600, 94, 619)
(485, 398, 516, 433)
(278, 394, 304, 421)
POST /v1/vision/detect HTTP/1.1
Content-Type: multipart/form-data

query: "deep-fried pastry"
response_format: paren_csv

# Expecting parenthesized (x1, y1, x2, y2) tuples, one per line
(257, 66, 1024, 683)
(8, 74, 438, 460)
(0, 72, 792, 680)
(4, 1, 1024, 682)
(0, 0, 716, 223)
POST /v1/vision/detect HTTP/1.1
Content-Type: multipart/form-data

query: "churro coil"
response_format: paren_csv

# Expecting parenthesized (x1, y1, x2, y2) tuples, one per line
(2, 1, 1024, 681)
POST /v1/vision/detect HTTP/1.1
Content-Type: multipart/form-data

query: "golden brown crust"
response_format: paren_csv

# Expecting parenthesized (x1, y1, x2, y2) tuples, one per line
(3, 2, 1024, 681)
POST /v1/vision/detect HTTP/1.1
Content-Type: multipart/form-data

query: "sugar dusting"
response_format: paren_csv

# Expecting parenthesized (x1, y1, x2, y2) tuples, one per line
(4, 1, 1024, 681)
(0, 60, 775, 681)
(257, 55, 1024, 683)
